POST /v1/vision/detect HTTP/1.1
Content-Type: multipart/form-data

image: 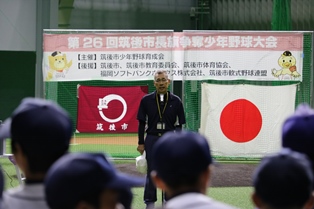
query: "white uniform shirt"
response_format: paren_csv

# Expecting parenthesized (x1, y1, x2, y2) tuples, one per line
(2, 184, 49, 209)
(164, 192, 238, 209)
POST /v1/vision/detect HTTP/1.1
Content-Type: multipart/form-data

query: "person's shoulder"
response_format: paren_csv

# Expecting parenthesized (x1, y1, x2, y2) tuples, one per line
(3, 186, 23, 197)
(4, 184, 45, 199)
(209, 199, 239, 209)
(3, 185, 49, 209)
(141, 92, 155, 100)
(3, 187, 29, 209)
(195, 195, 238, 209)
(164, 193, 238, 209)
(169, 92, 181, 101)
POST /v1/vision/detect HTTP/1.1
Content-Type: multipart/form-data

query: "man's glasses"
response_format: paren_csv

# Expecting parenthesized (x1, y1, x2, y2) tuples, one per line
(155, 78, 168, 83)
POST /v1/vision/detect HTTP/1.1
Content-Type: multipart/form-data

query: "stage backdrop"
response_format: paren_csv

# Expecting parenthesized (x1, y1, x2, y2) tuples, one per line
(77, 85, 148, 133)
(42, 30, 312, 159)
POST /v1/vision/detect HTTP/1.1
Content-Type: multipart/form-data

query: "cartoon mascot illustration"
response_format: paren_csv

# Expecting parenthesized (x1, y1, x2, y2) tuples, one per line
(272, 51, 300, 80)
(46, 51, 72, 81)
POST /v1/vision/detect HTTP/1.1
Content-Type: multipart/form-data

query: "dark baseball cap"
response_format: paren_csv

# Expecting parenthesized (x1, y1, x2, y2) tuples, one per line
(152, 131, 213, 183)
(253, 148, 313, 208)
(44, 153, 145, 209)
(282, 103, 314, 171)
(0, 97, 73, 153)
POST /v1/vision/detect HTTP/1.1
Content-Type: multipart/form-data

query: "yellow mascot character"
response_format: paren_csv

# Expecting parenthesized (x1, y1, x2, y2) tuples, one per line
(46, 51, 72, 81)
(271, 51, 300, 80)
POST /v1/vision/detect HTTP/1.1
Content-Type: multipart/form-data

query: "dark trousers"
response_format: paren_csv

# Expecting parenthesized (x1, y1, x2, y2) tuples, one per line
(144, 134, 160, 204)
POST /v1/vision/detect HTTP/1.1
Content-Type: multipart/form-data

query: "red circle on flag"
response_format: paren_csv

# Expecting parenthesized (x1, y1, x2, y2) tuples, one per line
(220, 99, 262, 143)
(103, 100, 124, 119)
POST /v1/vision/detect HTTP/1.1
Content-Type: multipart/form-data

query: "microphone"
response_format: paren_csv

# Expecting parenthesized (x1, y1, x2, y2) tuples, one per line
(160, 94, 164, 102)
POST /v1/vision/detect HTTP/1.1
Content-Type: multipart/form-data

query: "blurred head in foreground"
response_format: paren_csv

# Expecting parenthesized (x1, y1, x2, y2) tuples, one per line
(45, 153, 144, 209)
(282, 103, 314, 174)
(252, 149, 314, 209)
(0, 97, 73, 178)
(152, 130, 215, 197)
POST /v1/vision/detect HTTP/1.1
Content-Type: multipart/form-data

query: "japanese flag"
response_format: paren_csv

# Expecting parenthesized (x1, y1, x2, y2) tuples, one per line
(199, 83, 297, 158)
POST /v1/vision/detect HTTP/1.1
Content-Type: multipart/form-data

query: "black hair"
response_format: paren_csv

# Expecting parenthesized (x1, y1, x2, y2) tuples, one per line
(50, 189, 101, 209)
(161, 171, 203, 190)
(11, 138, 69, 173)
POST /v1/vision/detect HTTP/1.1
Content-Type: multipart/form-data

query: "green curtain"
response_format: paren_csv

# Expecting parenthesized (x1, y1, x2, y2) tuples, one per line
(271, 0, 292, 30)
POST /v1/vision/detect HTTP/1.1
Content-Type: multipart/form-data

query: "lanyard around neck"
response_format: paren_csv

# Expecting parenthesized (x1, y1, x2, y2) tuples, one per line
(156, 92, 168, 121)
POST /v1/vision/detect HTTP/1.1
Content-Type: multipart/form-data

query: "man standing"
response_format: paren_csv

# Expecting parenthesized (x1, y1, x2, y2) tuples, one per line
(137, 70, 186, 208)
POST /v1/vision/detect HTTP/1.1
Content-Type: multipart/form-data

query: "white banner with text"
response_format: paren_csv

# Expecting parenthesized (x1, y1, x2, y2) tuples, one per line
(43, 30, 303, 81)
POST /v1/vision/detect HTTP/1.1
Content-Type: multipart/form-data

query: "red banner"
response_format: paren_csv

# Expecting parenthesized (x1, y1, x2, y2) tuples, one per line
(77, 86, 148, 133)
